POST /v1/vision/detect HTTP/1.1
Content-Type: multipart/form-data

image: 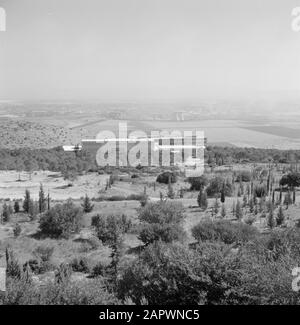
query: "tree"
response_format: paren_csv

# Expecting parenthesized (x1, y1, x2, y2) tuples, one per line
(47, 192, 51, 210)
(81, 194, 94, 213)
(221, 204, 226, 218)
(221, 182, 226, 203)
(249, 198, 254, 213)
(106, 222, 124, 289)
(92, 214, 131, 244)
(197, 190, 203, 208)
(213, 198, 220, 216)
(38, 184, 46, 214)
(267, 210, 276, 229)
(39, 200, 83, 238)
(284, 192, 292, 209)
(167, 181, 175, 199)
(187, 175, 208, 191)
(13, 223, 22, 237)
(235, 200, 243, 220)
(197, 189, 208, 210)
(28, 200, 38, 221)
(280, 172, 300, 189)
(207, 176, 233, 197)
(276, 206, 285, 226)
(14, 201, 20, 213)
(2, 202, 11, 223)
(23, 189, 31, 213)
(243, 194, 248, 208)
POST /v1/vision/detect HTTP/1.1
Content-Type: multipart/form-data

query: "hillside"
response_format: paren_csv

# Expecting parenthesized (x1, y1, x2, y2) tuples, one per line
(0, 119, 84, 149)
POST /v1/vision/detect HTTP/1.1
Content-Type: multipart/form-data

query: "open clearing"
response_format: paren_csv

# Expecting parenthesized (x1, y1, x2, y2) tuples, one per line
(0, 171, 109, 201)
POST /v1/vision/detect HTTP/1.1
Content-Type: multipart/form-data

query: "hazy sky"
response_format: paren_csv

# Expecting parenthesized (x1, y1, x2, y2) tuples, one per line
(1, 0, 300, 101)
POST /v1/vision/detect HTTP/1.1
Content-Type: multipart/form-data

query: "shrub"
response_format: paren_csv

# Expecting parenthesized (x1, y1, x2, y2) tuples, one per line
(156, 171, 177, 184)
(14, 201, 20, 213)
(138, 201, 185, 245)
(71, 256, 91, 273)
(187, 175, 208, 191)
(92, 262, 107, 277)
(139, 223, 186, 245)
(254, 184, 267, 198)
(1, 277, 119, 305)
(118, 241, 245, 305)
(276, 206, 285, 226)
(39, 200, 83, 238)
(13, 223, 22, 237)
(23, 259, 41, 274)
(197, 189, 208, 210)
(6, 248, 22, 279)
(2, 202, 12, 223)
(139, 201, 184, 225)
(235, 171, 251, 183)
(33, 245, 54, 263)
(191, 219, 258, 245)
(244, 216, 256, 226)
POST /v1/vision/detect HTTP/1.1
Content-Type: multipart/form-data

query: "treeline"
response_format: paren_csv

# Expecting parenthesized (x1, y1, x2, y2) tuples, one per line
(0, 147, 97, 173)
(0, 146, 300, 173)
(206, 146, 300, 165)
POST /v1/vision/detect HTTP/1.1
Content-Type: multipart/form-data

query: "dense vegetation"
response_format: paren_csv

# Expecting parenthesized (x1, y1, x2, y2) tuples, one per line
(0, 147, 96, 174)
(1, 146, 300, 174)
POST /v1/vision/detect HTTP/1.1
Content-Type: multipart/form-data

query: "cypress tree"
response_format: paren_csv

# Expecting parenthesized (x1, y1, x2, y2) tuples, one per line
(23, 189, 31, 213)
(38, 183, 46, 213)
(14, 201, 20, 213)
(81, 194, 94, 213)
(235, 200, 243, 220)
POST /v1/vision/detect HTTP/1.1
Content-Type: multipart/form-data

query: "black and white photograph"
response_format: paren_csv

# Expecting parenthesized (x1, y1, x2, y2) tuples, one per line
(1, 0, 300, 310)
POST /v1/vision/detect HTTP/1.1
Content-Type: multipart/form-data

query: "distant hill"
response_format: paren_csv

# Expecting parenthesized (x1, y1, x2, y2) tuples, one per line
(208, 141, 237, 148)
(0, 119, 83, 149)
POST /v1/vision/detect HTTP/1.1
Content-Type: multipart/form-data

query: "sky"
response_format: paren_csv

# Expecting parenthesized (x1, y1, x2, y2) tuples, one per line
(0, 0, 300, 101)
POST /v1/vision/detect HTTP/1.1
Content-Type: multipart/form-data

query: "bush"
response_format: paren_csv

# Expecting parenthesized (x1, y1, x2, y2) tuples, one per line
(187, 175, 208, 191)
(235, 171, 252, 183)
(71, 256, 91, 273)
(156, 171, 177, 184)
(14, 201, 20, 213)
(138, 201, 185, 245)
(254, 184, 267, 198)
(139, 201, 184, 225)
(13, 223, 22, 237)
(118, 241, 246, 305)
(92, 262, 107, 277)
(39, 200, 83, 238)
(191, 219, 258, 245)
(139, 223, 186, 245)
(33, 245, 54, 263)
(1, 277, 119, 305)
